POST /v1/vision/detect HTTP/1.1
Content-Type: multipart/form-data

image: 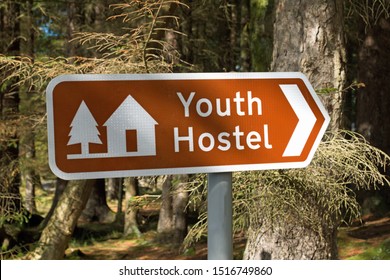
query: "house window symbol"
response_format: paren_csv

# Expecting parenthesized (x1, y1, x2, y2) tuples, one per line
(67, 95, 158, 159)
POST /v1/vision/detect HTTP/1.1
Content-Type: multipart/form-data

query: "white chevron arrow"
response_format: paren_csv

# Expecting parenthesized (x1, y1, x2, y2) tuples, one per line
(280, 84, 317, 157)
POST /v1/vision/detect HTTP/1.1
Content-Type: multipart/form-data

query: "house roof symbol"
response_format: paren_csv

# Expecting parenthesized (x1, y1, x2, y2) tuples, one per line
(104, 95, 158, 157)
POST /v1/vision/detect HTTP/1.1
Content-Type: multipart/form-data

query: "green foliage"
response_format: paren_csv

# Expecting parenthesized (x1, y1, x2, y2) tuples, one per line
(0, 195, 27, 227)
(349, 239, 390, 260)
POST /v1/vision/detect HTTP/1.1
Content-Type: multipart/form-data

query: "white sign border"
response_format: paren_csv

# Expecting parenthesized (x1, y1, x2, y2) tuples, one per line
(46, 72, 330, 180)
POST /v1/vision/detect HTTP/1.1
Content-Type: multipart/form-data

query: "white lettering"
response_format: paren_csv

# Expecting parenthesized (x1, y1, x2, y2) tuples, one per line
(196, 98, 212, 117)
(177, 92, 195, 117)
(232, 126, 244, 150)
(246, 131, 261, 149)
(198, 133, 214, 151)
(264, 124, 273, 149)
(233, 92, 245, 116)
(247, 91, 262, 115)
(176, 91, 262, 117)
(174, 127, 194, 152)
(173, 125, 272, 152)
(216, 98, 231, 116)
(217, 132, 231, 151)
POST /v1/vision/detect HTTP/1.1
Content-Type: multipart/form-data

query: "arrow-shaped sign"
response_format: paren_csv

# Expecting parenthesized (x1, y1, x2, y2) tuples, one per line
(46, 72, 329, 180)
(281, 84, 317, 157)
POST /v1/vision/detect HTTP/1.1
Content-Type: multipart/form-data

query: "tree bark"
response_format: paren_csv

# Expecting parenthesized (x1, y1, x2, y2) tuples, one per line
(123, 177, 140, 237)
(172, 175, 189, 244)
(116, 178, 124, 217)
(21, 0, 40, 215)
(157, 175, 173, 237)
(39, 178, 67, 230)
(23, 166, 38, 214)
(65, 0, 78, 57)
(26, 180, 93, 259)
(107, 178, 120, 201)
(239, 0, 251, 71)
(79, 179, 115, 223)
(244, 0, 346, 260)
(243, 197, 338, 259)
(271, 0, 346, 131)
(157, 175, 189, 244)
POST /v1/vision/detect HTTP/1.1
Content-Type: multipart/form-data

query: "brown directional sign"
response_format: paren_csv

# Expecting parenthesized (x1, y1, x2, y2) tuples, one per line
(46, 73, 329, 179)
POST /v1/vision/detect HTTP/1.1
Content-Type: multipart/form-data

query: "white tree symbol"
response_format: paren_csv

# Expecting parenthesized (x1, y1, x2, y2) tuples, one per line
(67, 100, 102, 156)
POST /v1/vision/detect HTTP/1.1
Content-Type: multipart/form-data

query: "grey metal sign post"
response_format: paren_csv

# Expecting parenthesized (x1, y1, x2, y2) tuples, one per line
(207, 172, 233, 260)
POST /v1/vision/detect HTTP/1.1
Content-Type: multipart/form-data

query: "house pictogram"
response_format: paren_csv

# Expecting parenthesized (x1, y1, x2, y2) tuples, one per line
(104, 95, 158, 157)
(67, 95, 158, 159)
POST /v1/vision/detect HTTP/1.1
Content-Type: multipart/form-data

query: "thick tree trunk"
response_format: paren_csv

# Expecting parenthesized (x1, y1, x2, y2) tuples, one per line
(79, 179, 115, 223)
(271, 0, 346, 131)
(243, 199, 338, 259)
(26, 180, 93, 259)
(244, 0, 346, 260)
(123, 177, 140, 237)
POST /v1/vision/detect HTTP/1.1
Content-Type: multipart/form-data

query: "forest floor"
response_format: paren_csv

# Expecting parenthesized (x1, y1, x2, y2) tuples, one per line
(338, 216, 390, 260)
(64, 209, 390, 260)
(32, 187, 390, 260)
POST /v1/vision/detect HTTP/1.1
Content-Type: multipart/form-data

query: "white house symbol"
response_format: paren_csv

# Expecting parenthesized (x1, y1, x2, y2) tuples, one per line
(104, 95, 158, 157)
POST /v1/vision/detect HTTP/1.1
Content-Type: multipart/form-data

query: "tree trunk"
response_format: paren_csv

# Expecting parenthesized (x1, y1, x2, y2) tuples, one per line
(157, 175, 173, 238)
(107, 178, 120, 200)
(172, 175, 189, 244)
(79, 179, 115, 223)
(244, 0, 346, 260)
(271, 0, 346, 131)
(123, 177, 141, 237)
(243, 197, 338, 259)
(239, 0, 251, 71)
(65, 0, 78, 57)
(116, 178, 124, 217)
(157, 175, 189, 244)
(23, 166, 38, 214)
(26, 180, 93, 260)
(40, 178, 68, 230)
(21, 0, 40, 214)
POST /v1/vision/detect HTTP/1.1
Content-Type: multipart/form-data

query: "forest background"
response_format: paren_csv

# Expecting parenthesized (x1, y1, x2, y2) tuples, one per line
(1, 0, 390, 260)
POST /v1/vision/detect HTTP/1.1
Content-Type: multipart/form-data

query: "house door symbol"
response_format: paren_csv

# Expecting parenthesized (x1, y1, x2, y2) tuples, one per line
(67, 95, 158, 159)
